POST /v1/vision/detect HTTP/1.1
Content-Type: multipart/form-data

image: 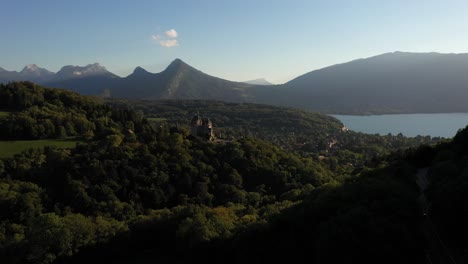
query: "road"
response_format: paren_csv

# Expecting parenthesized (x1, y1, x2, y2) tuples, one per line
(416, 168, 457, 264)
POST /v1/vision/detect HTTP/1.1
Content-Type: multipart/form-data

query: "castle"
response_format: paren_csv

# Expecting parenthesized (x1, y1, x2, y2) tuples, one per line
(190, 114, 214, 140)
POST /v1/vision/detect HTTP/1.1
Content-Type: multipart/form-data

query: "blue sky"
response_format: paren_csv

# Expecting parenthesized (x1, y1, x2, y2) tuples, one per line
(2, 0, 468, 83)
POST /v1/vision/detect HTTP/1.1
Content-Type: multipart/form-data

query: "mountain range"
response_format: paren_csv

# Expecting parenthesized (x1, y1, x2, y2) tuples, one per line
(0, 64, 54, 83)
(3, 51, 468, 114)
(0, 59, 254, 102)
(275, 51, 468, 114)
(243, 78, 273, 85)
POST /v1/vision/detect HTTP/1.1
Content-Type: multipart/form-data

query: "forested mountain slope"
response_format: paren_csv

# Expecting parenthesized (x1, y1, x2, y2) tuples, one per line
(253, 52, 468, 114)
(46, 59, 255, 102)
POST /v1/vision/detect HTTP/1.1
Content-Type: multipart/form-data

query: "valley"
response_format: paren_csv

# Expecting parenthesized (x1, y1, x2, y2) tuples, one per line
(3, 1, 468, 263)
(0, 82, 460, 264)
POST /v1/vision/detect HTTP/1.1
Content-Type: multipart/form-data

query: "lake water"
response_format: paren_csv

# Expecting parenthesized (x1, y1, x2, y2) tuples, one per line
(332, 113, 468, 138)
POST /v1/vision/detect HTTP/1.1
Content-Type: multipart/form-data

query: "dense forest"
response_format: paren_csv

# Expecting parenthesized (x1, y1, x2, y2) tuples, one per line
(0, 82, 462, 264)
(413, 127, 468, 261)
(110, 99, 441, 170)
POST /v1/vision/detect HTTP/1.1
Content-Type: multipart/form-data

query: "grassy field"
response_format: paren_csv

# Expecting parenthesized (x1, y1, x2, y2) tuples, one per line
(147, 117, 167, 123)
(0, 139, 80, 158)
(0, 111, 10, 119)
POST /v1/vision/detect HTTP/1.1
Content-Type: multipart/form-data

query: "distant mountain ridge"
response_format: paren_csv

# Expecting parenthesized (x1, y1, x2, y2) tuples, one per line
(0, 63, 116, 84)
(20, 64, 54, 81)
(253, 51, 468, 114)
(0, 64, 53, 83)
(0, 59, 255, 101)
(108, 59, 255, 101)
(243, 78, 273, 85)
(4, 52, 468, 114)
(54, 63, 117, 80)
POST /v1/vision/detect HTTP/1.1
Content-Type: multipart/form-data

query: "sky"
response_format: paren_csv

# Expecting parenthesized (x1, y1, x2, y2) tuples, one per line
(2, 0, 468, 84)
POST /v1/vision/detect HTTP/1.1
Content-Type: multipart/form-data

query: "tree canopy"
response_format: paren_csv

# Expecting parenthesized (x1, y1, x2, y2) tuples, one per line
(0, 82, 455, 264)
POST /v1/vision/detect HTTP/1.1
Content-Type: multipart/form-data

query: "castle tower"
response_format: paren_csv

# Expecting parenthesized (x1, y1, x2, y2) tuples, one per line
(190, 114, 214, 140)
(190, 115, 202, 136)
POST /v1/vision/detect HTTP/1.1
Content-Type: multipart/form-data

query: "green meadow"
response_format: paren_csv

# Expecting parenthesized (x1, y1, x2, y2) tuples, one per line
(0, 111, 10, 118)
(0, 139, 80, 158)
(147, 117, 167, 123)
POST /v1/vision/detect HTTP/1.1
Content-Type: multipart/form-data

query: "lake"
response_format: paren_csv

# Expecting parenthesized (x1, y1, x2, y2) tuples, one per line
(332, 113, 468, 138)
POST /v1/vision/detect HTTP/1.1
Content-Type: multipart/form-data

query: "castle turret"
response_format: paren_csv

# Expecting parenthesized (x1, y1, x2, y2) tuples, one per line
(190, 115, 202, 136)
(190, 114, 214, 140)
(191, 115, 202, 126)
(202, 118, 213, 128)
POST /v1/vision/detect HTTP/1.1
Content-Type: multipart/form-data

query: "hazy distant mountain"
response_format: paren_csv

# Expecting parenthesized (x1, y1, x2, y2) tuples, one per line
(35, 59, 256, 100)
(70, 59, 256, 101)
(0, 64, 54, 83)
(20, 64, 54, 82)
(6, 52, 468, 114)
(0, 68, 20, 83)
(0, 63, 115, 86)
(254, 51, 468, 114)
(109, 65, 166, 98)
(243, 78, 273, 85)
(0, 60, 257, 100)
(54, 63, 117, 81)
(42, 63, 120, 94)
(143, 59, 254, 100)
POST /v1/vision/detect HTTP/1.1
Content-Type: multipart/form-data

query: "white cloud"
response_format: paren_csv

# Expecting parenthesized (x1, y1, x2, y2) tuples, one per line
(165, 29, 178, 38)
(159, 39, 179, 47)
(152, 29, 179, 48)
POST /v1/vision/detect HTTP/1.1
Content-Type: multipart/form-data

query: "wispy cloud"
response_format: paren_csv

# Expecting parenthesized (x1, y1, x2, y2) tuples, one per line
(159, 39, 179, 47)
(165, 29, 178, 38)
(152, 29, 179, 48)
